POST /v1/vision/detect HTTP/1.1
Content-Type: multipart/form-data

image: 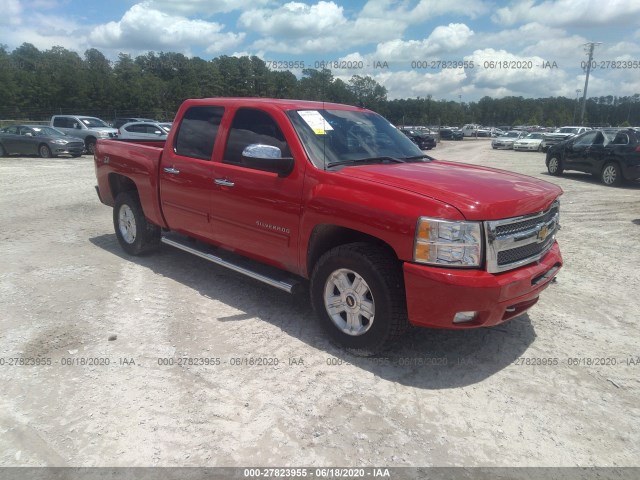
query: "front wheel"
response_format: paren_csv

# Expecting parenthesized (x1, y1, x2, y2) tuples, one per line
(601, 162, 622, 187)
(310, 243, 408, 355)
(113, 192, 161, 255)
(39, 144, 52, 158)
(86, 138, 97, 155)
(547, 155, 563, 176)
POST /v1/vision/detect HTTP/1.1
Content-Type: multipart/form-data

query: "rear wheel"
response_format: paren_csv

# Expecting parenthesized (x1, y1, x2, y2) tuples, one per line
(547, 155, 563, 176)
(113, 192, 161, 255)
(0, 144, 6, 157)
(39, 144, 52, 158)
(310, 243, 408, 355)
(601, 162, 622, 187)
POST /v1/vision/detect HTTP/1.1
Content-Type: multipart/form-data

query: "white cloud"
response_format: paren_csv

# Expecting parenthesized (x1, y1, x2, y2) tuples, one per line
(239, 2, 347, 38)
(88, 3, 243, 54)
(377, 68, 470, 99)
(1, 0, 23, 26)
(374, 23, 474, 60)
(464, 48, 573, 96)
(492, 0, 640, 27)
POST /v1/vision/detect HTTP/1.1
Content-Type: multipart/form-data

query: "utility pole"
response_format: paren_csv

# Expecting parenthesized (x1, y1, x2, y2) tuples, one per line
(580, 41, 602, 125)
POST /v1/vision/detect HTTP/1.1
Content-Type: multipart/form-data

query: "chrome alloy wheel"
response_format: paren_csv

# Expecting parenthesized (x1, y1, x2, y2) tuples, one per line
(602, 164, 617, 185)
(118, 204, 137, 244)
(323, 268, 375, 336)
(548, 157, 559, 173)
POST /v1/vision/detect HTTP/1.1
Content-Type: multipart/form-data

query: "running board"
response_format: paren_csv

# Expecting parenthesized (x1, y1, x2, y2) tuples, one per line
(160, 233, 301, 293)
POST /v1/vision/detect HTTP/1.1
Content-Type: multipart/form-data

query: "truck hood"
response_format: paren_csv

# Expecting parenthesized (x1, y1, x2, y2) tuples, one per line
(338, 160, 562, 221)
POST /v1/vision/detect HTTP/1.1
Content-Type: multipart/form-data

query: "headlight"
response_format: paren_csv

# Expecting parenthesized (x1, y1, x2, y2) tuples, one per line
(97, 131, 110, 137)
(414, 217, 482, 267)
(52, 139, 68, 145)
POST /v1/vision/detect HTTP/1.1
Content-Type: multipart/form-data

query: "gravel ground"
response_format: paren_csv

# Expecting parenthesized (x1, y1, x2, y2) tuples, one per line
(0, 139, 639, 468)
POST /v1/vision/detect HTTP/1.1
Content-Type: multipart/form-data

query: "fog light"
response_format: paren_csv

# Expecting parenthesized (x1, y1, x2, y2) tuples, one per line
(453, 311, 477, 324)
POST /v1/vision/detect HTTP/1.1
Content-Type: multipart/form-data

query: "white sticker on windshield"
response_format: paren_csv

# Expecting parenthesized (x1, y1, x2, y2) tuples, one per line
(298, 110, 334, 135)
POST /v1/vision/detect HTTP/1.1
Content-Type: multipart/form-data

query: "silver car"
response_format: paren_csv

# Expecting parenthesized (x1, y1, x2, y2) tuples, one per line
(0, 124, 85, 158)
(492, 130, 527, 149)
(118, 122, 170, 140)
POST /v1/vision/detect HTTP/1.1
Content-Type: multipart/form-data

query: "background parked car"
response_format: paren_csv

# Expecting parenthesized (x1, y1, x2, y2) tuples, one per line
(118, 121, 170, 140)
(0, 124, 84, 158)
(112, 117, 157, 129)
(491, 130, 527, 149)
(399, 128, 436, 150)
(439, 128, 464, 140)
(545, 129, 640, 186)
(51, 115, 118, 154)
(513, 132, 546, 152)
(542, 126, 592, 151)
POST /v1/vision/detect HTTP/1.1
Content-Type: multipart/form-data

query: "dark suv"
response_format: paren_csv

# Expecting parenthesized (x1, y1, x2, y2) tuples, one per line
(400, 128, 436, 150)
(439, 128, 464, 140)
(546, 129, 640, 186)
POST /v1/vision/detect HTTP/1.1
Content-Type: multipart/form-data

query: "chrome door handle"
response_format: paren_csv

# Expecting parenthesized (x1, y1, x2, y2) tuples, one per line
(163, 167, 180, 174)
(214, 178, 235, 187)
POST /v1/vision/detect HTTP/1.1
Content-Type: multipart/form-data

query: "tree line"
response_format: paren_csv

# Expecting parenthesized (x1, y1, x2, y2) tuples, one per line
(1, 43, 639, 127)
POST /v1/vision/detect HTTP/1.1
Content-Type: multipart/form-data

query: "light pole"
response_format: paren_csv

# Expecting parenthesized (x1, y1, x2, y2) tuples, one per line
(573, 89, 581, 124)
(580, 42, 602, 125)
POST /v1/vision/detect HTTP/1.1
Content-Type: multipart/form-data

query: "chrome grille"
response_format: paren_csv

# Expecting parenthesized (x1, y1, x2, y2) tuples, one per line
(485, 201, 560, 273)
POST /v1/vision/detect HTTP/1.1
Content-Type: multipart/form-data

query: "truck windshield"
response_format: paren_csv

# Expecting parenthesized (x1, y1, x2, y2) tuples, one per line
(286, 109, 425, 169)
(79, 117, 109, 128)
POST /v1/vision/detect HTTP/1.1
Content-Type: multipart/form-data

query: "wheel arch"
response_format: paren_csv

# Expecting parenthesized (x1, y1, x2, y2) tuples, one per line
(306, 224, 400, 278)
(108, 173, 139, 202)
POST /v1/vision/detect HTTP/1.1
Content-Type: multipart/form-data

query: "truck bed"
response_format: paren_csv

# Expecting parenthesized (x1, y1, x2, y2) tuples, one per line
(94, 138, 167, 227)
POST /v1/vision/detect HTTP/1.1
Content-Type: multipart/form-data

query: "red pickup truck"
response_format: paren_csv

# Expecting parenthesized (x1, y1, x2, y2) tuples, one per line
(95, 98, 563, 354)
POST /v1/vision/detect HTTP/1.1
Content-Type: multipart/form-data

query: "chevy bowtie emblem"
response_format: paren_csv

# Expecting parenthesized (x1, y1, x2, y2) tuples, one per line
(537, 225, 549, 242)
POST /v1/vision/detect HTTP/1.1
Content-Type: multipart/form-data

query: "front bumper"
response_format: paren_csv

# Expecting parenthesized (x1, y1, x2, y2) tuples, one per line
(492, 141, 515, 149)
(514, 143, 540, 151)
(53, 146, 84, 155)
(403, 242, 562, 329)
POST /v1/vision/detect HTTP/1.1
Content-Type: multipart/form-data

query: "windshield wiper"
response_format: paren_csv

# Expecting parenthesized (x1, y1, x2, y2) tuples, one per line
(402, 154, 433, 161)
(327, 156, 406, 168)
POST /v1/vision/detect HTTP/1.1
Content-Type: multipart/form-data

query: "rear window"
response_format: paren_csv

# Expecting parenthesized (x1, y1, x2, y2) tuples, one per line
(174, 106, 224, 160)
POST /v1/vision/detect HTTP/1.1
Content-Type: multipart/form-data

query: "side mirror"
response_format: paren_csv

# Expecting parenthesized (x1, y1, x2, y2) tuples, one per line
(241, 144, 294, 177)
(154, 130, 163, 135)
(24, 132, 33, 137)
(74, 123, 81, 129)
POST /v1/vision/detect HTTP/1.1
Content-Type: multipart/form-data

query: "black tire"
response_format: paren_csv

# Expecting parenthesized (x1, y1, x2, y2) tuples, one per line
(39, 144, 52, 158)
(72, 153, 82, 158)
(547, 155, 563, 176)
(0, 143, 6, 157)
(86, 138, 97, 155)
(310, 242, 408, 356)
(601, 162, 622, 187)
(113, 192, 161, 255)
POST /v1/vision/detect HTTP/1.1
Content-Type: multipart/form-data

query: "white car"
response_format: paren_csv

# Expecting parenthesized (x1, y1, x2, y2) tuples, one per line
(513, 132, 546, 152)
(491, 130, 527, 149)
(118, 121, 170, 140)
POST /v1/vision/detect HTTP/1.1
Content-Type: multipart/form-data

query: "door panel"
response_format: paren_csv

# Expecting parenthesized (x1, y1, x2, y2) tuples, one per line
(209, 107, 304, 271)
(159, 106, 224, 239)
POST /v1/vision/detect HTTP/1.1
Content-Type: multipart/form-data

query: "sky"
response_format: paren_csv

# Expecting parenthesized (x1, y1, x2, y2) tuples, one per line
(1, 0, 639, 101)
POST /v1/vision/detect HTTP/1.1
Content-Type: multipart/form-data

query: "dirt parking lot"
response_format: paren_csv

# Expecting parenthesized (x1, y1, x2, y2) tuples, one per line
(1, 139, 639, 468)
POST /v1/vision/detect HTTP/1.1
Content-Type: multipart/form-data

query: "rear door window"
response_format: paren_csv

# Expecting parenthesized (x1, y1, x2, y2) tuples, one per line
(174, 106, 224, 160)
